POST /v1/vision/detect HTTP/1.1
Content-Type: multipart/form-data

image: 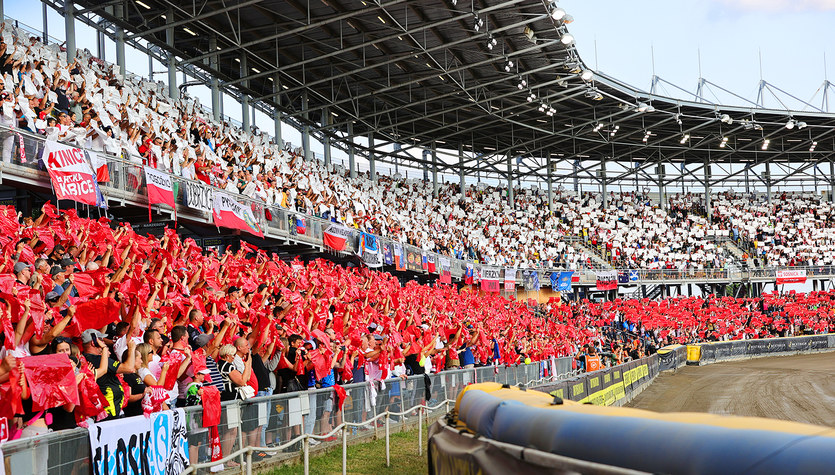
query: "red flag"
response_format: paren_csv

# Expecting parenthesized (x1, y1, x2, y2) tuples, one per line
(310, 350, 331, 381)
(71, 273, 100, 299)
(22, 354, 80, 411)
(212, 191, 264, 238)
(202, 385, 221, 428)
(74, 297, 121, 330)
(144, 166, 176, 222)
(334, 384, 347, 411)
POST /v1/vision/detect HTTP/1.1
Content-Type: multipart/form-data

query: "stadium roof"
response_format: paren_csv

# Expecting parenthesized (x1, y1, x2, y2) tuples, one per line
(73, 0, 835, 186)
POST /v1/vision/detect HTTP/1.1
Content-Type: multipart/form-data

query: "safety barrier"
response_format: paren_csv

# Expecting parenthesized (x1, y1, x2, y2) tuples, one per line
(534, 354, 661, 408)
(0, 358, 575, 474)
(688, 333, 835, 366)
(439, 383, 835, 475)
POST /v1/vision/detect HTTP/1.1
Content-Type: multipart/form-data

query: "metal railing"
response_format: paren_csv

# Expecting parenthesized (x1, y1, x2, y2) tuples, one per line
(0, 359, 577, 474)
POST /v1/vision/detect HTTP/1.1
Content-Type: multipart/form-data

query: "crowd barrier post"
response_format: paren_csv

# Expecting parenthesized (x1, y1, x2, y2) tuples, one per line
(342, 424, 348, 475)
(246, 450, 253, 475)
(385, 411, 391, 467)
(303, 436, 310, 475)
(418, 406, 424, 456)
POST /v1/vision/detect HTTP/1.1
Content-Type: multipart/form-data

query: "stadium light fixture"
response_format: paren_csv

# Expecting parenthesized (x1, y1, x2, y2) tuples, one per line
(642, 131, 652, 143)
(810, 141, 818, 152)
(761, 138, 770, 150)
(517, 78, 527, 90)
(719, 114, 732, 125)
(451, 0, 457, 5)
(551, 7, 567, 21)
(785, 119, 796, 130)
(560, 33, 575, 45)
(719, 136, 729, 148)
(504, 60, 514, 72)
(797, 121, 808, 129)
(581, 70, 594, 81)
(136, 1, 151, 9)
(636, 102, 654, 113)
(609, 125, 620, 137)
(593, 123, 604, 133)
(675, 114, 683, 125)
(679, 133, 690, 144)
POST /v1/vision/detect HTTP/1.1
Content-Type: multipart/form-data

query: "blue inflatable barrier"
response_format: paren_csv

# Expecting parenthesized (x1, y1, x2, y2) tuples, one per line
(454, 384, 835, 475)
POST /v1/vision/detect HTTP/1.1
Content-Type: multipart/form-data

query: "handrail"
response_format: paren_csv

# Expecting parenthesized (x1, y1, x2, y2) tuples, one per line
(179, 399, 455, 475)
(178, 369, 581, 475)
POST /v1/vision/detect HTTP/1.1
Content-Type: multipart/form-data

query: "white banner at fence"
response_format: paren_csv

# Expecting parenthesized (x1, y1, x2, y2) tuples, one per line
(88, 409, 189, 475)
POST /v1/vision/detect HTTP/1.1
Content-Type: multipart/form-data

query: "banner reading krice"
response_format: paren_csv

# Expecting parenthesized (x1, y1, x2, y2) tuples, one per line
(776, 269, 807, 284)
(43, 140, 105, 207)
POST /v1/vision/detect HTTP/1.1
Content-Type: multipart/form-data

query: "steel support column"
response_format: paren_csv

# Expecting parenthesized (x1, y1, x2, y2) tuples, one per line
(42, 3, 48, 44)
(765, 162, 772, 205)
(831, 161, 834, 203)
(64, 1, 76, 62)
(166, 7, 178, 101)
(302, 90, 311, 161)
(432, 144, 438, 198)
(209, 37, 220, 122)
(458, 143, 465, 201)
(273, 74, 283, 148)
(600, 161, 608, 209)
(368, 132, 377, 182)
(507, 155, 514, 208)
(347, 122, 356, 178)
(704, 158, 712, 222)
(240, 55, 250, 132)
(657, 165, 666, 210)
(322, 108, 331, 167)
(114, 4, 125, 77)
(547, 154, 554, 213)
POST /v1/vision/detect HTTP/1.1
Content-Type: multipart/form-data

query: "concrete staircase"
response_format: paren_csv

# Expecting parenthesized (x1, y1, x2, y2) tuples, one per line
(570, 240, 613, 270)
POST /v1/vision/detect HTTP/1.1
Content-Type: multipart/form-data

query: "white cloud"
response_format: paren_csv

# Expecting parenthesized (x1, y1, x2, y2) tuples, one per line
(715, 0, 835, 12)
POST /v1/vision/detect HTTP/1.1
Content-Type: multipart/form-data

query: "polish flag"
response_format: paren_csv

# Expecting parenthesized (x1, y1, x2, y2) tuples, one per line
(212, 191, 264, 238)
(89, 151, 110, 183)
(144, 166, 175, 208)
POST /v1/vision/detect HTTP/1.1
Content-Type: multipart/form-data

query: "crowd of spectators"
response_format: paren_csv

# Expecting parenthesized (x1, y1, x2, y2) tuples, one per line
(711, 191, 835, 268)
(1, 202, 833, 452)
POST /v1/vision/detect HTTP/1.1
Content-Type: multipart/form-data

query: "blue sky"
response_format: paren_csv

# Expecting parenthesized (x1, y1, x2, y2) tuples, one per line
(563, 0, 835, 110)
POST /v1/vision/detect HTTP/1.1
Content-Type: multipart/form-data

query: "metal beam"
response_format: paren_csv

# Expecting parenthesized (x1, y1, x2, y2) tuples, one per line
(124, 0, 265, 41)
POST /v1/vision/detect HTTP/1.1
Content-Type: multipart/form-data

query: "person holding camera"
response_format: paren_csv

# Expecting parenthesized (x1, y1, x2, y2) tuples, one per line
(80, 328, 136, 420)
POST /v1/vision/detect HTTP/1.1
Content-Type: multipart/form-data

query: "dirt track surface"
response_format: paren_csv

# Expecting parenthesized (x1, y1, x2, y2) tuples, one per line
(627, 352, 835, 427)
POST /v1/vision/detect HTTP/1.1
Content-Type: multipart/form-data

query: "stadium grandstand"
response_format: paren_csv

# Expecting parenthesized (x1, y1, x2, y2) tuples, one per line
(1, 1, 835, 474)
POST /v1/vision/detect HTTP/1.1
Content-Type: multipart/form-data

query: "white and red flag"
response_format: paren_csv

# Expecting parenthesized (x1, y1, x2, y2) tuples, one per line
(323, 223, 353, 251)
(144, 166, 176, 222)
(43, 140, 105, 207)
(212, 191, 264, 238)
